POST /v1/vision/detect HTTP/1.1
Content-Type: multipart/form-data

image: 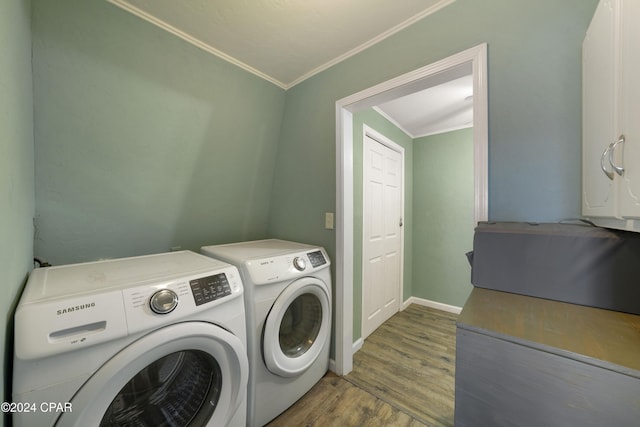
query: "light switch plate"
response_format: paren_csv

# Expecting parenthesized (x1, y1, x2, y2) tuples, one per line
(325, 212, 334, 230)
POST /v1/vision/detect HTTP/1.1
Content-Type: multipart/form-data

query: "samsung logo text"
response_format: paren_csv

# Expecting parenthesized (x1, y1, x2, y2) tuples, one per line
(57, 303, 96, 315)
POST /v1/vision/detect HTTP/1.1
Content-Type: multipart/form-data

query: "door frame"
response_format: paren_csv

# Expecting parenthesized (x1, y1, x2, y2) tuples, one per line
(334, 43, 488, 375)
(361, 126, 405, 339)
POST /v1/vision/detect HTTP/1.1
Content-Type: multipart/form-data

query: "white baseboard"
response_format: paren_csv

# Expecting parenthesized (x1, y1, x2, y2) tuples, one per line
(329, 337, 363, 373)
(402, 296, 462, 314)
(328, 336, 364, 373)
(351, 337, 364, 353)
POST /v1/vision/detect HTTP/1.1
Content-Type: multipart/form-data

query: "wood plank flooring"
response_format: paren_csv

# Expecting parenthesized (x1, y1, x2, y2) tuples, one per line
(268, 304, 458, 427)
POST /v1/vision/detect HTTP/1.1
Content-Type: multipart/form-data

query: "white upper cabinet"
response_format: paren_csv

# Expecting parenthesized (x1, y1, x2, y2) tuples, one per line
(583, 0, 640, 227)
(582, 0, 617, 217)
(617, 0, 640, 215)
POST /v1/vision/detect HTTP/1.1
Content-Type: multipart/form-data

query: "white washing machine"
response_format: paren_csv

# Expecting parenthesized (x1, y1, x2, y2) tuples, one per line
(12, 250, 248, 427)
(201, 239, 332, 427)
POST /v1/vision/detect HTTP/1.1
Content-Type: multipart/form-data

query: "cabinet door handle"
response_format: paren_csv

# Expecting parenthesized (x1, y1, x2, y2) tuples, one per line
(608, 134, 625, 176)
(601, 141, 615, 180)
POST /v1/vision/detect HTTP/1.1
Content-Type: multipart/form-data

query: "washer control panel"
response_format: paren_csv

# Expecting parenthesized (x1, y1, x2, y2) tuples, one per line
(121, 266, 242, 336)
(189, 273, 232, 306)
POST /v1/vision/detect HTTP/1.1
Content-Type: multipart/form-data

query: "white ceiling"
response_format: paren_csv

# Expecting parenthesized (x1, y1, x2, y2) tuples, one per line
(376, 74, 473, 138)
(107, 0, 471, 136)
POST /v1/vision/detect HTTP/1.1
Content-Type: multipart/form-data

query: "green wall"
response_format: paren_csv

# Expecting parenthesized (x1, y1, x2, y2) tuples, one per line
(1, 0, 34, 422)
(352, 109, 413, 339)
(32, 0, 286, 265)
(268, 0, 597, 344)
(413, 128, 474, 307)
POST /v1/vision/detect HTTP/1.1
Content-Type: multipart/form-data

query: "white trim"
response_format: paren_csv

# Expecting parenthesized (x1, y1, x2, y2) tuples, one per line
(471, 45, 490, 226)
(106, 0, 287, 89)
(286, 0, 457, 89)
(372, 107, 413, 138)
(402, 296, 462, 315)
(335, 43, 488, 375)
(363, 126, 405, 161)
(414, 123, 474, 139)
(336, 50, 475, 110)
(351, 337, 364, 354)
(106, 0, 456, 90)
(328, 336, 364, 373)
(334, 108, 354, 375)
(372, 106, 473, 139)
(361, 126, 405, 340)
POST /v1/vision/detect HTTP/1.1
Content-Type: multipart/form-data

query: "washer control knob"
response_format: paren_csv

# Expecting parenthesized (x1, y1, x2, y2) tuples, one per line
(293, 256, 306, 271)
(150, 289, 178, 314)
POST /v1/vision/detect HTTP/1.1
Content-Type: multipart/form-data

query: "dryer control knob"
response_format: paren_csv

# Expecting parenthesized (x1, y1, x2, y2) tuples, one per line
(150, 289, 178, 314)
(293, 256, 306, 271)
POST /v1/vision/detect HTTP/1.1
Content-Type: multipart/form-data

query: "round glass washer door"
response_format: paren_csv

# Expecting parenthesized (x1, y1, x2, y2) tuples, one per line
(263, 277, 331, 377)
(55, 322, 248, 427)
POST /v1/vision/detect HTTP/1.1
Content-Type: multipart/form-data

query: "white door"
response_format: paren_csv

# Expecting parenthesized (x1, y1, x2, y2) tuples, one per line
(582, 0, 618, 217)
(362, 132, 403, 339)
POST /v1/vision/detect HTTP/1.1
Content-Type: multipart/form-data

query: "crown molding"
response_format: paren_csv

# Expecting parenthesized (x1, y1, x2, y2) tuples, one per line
(107, 0, 455, 90)
(106, 0, 288, 89)
(286, 0, 456, 89)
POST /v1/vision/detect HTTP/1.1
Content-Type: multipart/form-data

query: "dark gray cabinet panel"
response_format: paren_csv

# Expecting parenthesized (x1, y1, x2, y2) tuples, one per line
(455, 328, 640, 427)
(455, 288, 640, 426)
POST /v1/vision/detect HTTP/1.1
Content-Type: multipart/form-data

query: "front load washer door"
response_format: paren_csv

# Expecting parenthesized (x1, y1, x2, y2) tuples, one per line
(55, 322, 248, 427)
(263, 277, 331, 377)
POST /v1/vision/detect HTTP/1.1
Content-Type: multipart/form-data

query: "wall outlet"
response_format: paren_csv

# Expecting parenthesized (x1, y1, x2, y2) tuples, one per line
(325, 212, 334, 230)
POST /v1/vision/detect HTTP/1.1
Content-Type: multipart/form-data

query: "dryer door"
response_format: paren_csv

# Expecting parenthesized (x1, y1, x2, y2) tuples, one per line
(55, 322, 248, 427)
(263, 277, 331, 377)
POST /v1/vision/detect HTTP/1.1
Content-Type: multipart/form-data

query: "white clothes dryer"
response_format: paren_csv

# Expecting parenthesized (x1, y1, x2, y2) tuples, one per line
(12, 251, 248, 427)
(201, 239, 331, 427)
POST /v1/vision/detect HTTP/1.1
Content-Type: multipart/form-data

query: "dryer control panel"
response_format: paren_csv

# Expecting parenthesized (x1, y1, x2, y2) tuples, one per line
(245, 248, 330, 285)
(307, 250, 327, 267)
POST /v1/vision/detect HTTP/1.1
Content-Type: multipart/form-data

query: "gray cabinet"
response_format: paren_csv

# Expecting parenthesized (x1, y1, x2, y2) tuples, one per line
(454, 288, 640, 426)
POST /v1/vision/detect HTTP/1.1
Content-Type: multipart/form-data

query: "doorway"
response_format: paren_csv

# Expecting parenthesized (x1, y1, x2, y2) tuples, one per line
(334, 44, 488, 375)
